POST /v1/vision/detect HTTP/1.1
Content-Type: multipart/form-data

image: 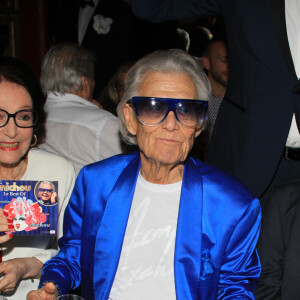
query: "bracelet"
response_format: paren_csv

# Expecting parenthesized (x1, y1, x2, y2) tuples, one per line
(43, 281, 62, 297)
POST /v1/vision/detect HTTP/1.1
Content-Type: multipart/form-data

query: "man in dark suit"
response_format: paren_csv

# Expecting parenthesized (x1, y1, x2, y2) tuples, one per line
(131, 0, 300, 208)
(78, 0, 180, 98)
(255, 178, 300, 299)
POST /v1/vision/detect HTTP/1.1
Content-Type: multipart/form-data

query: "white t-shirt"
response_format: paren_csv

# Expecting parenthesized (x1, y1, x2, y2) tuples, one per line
(109, 173, 182, 300)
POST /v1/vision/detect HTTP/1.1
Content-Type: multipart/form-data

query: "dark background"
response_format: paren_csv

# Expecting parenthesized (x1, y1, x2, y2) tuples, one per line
(0, 0, 225, 96)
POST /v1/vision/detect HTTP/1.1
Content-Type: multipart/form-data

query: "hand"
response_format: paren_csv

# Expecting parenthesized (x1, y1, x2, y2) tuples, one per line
(91, 99, 103, 109)
(50, 192, 57, 204)
(0, 208, 14, 244)
(0, 257, 43, 294)
(27, 282, 58, 300)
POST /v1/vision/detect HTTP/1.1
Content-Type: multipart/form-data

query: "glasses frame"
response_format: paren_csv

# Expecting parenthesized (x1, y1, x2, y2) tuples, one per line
(0, 109, 38, 128)
(130, 96, 208, 128)
(39, 188, 54, 193)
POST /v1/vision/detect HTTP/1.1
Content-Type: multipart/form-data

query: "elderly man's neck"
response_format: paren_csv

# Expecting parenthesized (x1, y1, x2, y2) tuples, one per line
(140, 156, 184, 184)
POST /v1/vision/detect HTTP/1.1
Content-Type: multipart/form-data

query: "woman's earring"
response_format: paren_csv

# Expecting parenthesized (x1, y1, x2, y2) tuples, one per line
(30, 134, 37, 147)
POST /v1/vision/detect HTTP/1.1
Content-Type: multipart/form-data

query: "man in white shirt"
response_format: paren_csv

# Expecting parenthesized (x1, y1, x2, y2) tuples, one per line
(39, 43, 124, 176)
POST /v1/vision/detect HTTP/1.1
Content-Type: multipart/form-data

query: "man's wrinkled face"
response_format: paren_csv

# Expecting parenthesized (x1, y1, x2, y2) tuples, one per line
(124, 71, 201, 166)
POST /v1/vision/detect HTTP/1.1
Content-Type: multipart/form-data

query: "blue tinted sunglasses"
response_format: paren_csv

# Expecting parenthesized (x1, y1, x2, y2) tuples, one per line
(130, 96, 208, 128)
(39, 188, 53, 193)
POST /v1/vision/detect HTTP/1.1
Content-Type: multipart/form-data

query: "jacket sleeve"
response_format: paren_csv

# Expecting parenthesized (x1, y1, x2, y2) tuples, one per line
(39, 169, 85, 295)
(218, 198, 262, 299)
(131, 0, 222, 23)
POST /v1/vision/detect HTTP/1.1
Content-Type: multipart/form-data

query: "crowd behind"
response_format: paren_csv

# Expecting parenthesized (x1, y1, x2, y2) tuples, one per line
(0, 1, 298, 299)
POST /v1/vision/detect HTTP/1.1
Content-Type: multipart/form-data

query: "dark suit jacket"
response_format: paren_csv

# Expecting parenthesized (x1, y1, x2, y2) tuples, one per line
(255, 179, 300, 300)
(82, 0, 180, 97)
(132, 0, 300, 198)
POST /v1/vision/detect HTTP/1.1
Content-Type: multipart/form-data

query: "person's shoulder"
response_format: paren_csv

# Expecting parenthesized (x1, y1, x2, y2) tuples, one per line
(191, 157, 248, 188)
(46, 93, 119, 124)
(80, 151, 138, 173)
(29, 148, 75, 170)
(190, 157, 258, 207)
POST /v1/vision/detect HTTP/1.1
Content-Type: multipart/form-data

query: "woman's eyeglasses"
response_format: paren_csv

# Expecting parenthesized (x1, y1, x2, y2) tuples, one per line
(130, 96, 208, 128)
(0, 109, 38, 128)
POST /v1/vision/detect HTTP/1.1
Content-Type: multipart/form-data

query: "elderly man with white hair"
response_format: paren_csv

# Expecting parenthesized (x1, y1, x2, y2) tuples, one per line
(29, 49, 261, 300)
(39, 43, 124, 176)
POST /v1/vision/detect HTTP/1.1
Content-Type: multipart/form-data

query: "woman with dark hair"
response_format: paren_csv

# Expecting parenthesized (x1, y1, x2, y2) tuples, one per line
(0, 56, 75, 298)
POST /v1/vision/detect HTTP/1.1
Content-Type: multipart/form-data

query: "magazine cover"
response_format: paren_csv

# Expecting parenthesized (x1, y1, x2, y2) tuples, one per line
(0, 180, 58, 236)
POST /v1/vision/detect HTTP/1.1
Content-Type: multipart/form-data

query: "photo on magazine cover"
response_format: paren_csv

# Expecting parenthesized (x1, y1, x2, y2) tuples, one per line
(0, 180, 58, 236)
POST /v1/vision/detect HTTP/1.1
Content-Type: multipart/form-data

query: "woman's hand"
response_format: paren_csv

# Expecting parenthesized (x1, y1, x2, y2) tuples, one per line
(27, 282, 58, 300)
(0, 257, 43, 294)
(0, 208, 14, 244)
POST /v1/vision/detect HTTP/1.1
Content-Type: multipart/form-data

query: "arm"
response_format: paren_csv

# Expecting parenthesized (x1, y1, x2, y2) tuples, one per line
(0, 257, 43, 294)
(131, 0, 222, 23)
(218, 198, 262, 299)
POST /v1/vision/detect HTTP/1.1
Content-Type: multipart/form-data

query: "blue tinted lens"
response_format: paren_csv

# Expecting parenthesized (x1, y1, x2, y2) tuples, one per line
(176, 102, 206, 127)
(134, 98, 169, 125)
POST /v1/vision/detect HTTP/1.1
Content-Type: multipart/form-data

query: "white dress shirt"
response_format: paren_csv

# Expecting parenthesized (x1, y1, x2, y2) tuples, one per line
(39, 92, 123, 176)
(285, 0, 300, 148)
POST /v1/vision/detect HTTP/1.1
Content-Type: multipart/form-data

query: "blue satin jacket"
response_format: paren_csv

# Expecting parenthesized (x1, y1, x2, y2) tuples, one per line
(40, 152, 261, 299)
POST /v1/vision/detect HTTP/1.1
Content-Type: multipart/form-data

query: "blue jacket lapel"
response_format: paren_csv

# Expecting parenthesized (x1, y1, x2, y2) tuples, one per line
(93, 154, 140, 299)
(92, 155, 204, 299)
(174, 158, 203, 300)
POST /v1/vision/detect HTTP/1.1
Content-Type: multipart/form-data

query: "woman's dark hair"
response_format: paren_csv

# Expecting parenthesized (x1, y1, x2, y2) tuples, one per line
(0, 56, 46, 146)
